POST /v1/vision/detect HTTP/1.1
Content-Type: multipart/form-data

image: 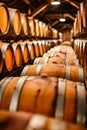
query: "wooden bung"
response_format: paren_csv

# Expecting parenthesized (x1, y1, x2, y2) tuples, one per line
(0, 76, 86, 125)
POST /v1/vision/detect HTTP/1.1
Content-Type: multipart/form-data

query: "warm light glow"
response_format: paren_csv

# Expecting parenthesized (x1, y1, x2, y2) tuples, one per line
(59, 18, 66, 22)
(51, 1, 60, 5)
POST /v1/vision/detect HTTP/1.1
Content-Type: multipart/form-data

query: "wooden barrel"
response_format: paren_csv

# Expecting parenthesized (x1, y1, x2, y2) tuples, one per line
(28, 17, 35, 36)
(12, 43, 23, 67)
(43, 23, 47, 37)
(0, 76, 86, 125)
(45, 41, 50, 51)
(0, 110, 86, 130)
(0, 3, 9, 35)
(39, 21, 44, 37)
(34, 19, 40, 37)
(53, 40, 59, 46)
(48, 41, 54, 49)
(0, 43, 14, 71)
(33, 57, 65, 65)
(33, 41, 40, 57)
(77, 10, 82, 34)
(38, 41, 44, 56)
(0, 49, 3, 73)
(21, 64, 84, 82)
(73, 18, 78, 37)
(43, 47, 66, 59)
(80, 1, 87, 31)
(74, 40, 79, 58)
(42, 41, 47, 53)
(84, 42, 87, 80)
(20, 13, 29, 36)
(78, 40, 83, 66)
(73, 41, 77, 54)
(33, 56, 79, 66)
(27, 42, 36, 60)
(0, 6, 21, 36)
(42, 45, 79, 66)
(20, 43, 30, 63)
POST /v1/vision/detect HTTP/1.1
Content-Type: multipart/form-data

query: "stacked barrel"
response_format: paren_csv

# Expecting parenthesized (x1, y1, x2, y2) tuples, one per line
(0, 2, 86, 130)
(0, 3, 59, 75)
(73, 39, 87, 88)
(0, 41, 86, 128)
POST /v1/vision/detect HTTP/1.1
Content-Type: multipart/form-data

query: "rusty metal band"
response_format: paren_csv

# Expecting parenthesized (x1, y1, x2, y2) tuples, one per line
(36, 64, 43, 76)
(76, 83, 86, 125)
(0, 77, 13, 102)
(9, 76, 28, 111)
(44, 57, 49, 64)
(65, 65, 70, 80)
(55, 78, 66, 119)
(21, 65, 30, 76)
(25, 115, 47, 130)
(78, 67, 84, 82)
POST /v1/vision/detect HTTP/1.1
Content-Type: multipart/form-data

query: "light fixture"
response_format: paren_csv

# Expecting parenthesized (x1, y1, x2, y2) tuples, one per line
(59, 18, 66, 22)
(51, 1, 60, 5)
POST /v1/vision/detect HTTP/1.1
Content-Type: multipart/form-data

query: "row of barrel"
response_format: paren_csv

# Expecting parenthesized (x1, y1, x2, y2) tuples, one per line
(0, 40, 55, 73)
(21, 44, 85, 83)
(73, 39, 87, 83)
(73, 1, 87, 37)
(0, 2, 58, 39)
(0, 41, 86, 128)
(20, 42, 86, 125)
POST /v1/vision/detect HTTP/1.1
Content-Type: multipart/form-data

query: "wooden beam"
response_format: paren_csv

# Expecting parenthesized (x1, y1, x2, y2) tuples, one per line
(65, 0, 80, 9)
(31, 2, 50, 17)
(23, 0, 30, 5)
(46, 13, 75, 20)
(51, 20, 59, 27)
(7, 1, 18, 6)
(64, 14, 75, 21)
(46, 14, 61, 19)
